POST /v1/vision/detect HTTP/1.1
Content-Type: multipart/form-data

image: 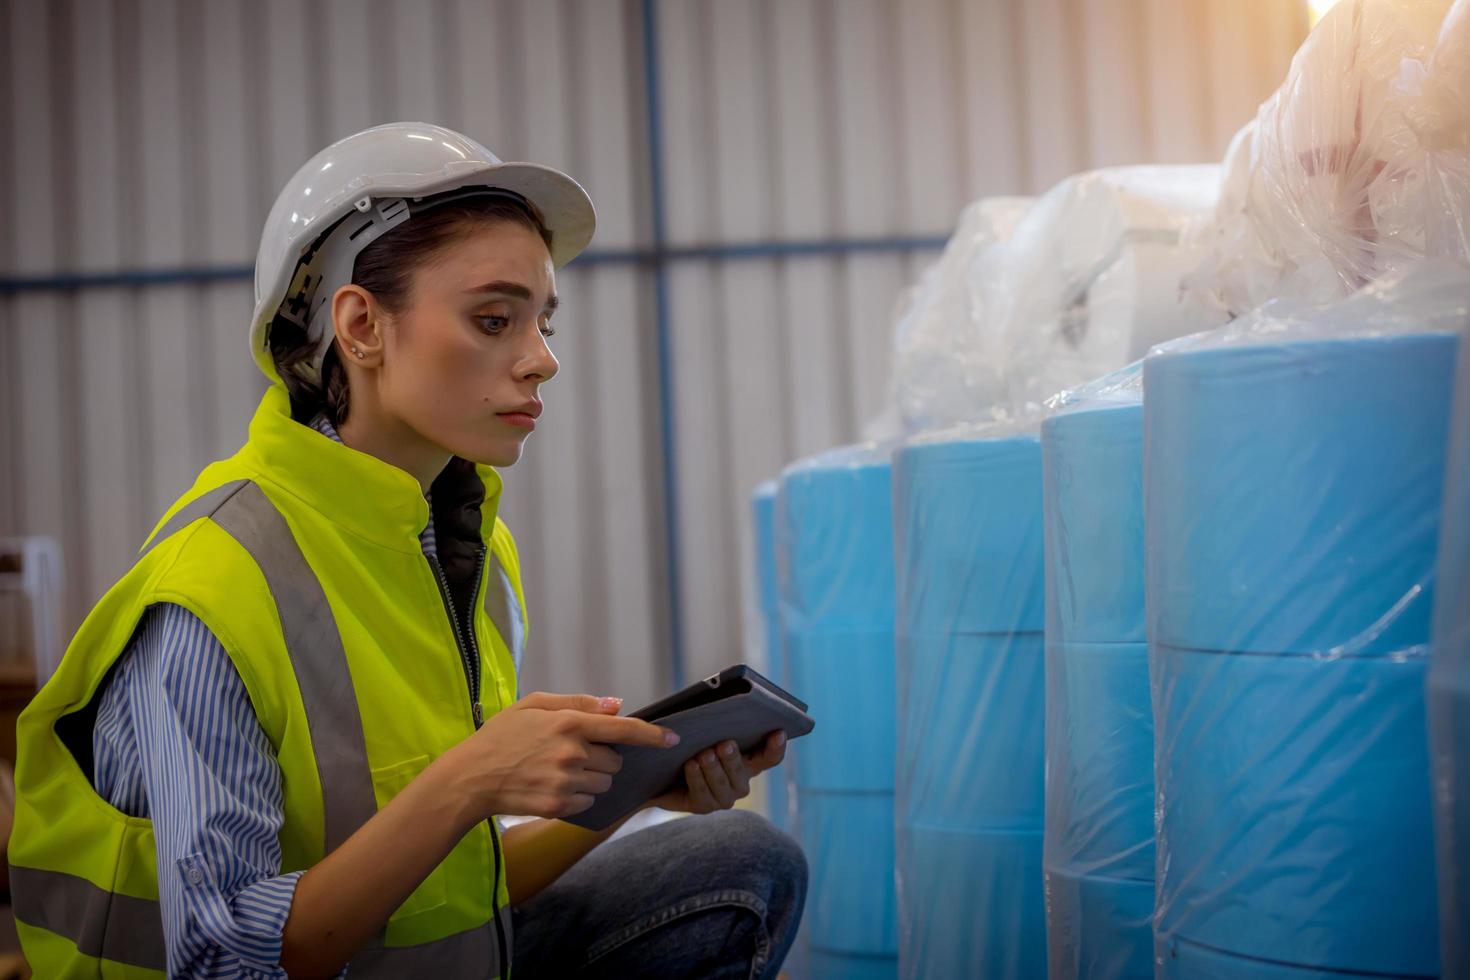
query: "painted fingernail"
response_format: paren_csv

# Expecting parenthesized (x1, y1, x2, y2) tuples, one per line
(599, 696, 623, 711)
(775, 732, 787, 747)
(719, 742, 737, 758)
(663, 730, 681, 747)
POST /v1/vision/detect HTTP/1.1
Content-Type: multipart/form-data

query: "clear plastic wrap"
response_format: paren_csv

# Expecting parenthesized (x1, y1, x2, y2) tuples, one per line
(1040, 363, 1153, 980)
(977, 166, 1224, 423)
(885, 166, 1223, 980)
(888, 197, 1032, 434)
(1146, 264, 1468, 978)
(776, 444, 898, 980)
(1417, 0, 1470, 266)
(893, 425, 1047, 980)
(1430, 293, 1470, 976)
(1187, 0, 1470, 318)
(748, 481, 794, 833)
(885, 165, 1224, 980)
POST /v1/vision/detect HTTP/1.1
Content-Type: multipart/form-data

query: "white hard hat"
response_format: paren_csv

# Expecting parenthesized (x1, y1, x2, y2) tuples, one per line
(249, 121, 596, 383)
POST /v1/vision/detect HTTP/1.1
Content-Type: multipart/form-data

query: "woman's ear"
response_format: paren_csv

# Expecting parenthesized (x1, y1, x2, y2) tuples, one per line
(331, 284, 384, 367)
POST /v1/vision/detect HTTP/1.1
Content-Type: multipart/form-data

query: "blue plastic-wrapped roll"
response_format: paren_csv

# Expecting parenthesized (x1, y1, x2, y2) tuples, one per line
(777, 446, 897, 978)
(1431, 323, 1470, 978)
(751, 482, 793, 833)
(1041, 364, 1154, 980)
(1147, 323, 1458, 978)
(893, 433, 1048, 980)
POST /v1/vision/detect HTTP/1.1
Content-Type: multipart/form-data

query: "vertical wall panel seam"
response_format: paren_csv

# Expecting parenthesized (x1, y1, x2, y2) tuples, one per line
(882, 0, 911, 234)
(1133, 0, 1157, 163)
(49, 0, 87, 626)
(116, 0, 152, 543)
(1006, 1, 1035, 192)
(0, 0, 11, 277)
(433, 0, 457, 129)
(240, 0, 271, 410)
(690, 0, 740, 638)
(0, 0, 19, 536)
(754, 0, 794, 465)
(1193, 0, 1216, 157)
(638, 0, 687, 686)
(180, 0, 216, 467)
(501, 0, 549, 632)
(559, 0, 611, 689)
(370, 0, 397, 126)
(114, 0, 150, 545)
(241, 0, 270, 261)
(500, 1, 529, 156)
(622, 0, 672, 690)
(945, 0, 975, 199)
(306, 0, 330, 147)
(812, 0, 857, 440)
(1072, 0, 1095, 172)
(1246, 0, 1273, 130)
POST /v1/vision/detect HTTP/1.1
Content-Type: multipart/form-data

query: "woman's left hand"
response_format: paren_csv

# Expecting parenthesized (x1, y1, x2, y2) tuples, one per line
(648, 731, 788, 815)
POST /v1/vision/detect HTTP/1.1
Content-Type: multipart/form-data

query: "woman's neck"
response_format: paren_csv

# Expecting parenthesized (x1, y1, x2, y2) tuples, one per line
(336, 408, 451, 494)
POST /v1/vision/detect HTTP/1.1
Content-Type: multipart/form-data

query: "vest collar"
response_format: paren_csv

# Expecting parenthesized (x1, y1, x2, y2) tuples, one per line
(240, 386, 504, 555)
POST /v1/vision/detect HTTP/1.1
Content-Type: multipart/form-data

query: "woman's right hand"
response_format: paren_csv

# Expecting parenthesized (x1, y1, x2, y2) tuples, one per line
(434, 692, 679, 822)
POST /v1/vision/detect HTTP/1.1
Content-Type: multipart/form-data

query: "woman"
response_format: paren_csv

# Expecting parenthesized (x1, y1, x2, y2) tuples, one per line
(10, 122, 806, 979)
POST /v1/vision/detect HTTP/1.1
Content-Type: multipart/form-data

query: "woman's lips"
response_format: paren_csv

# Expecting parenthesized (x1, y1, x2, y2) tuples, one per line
(497, 412, 537, 431)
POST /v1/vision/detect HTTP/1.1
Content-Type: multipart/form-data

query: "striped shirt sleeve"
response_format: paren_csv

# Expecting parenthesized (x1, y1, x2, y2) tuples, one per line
(97, 604, 325, 979)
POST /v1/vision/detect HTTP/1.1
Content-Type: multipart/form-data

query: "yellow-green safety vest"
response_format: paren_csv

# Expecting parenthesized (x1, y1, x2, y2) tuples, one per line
(10, 384, 528, 978)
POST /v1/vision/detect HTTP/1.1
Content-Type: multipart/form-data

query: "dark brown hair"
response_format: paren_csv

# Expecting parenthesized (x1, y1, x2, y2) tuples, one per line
(270, 194, 553, 426)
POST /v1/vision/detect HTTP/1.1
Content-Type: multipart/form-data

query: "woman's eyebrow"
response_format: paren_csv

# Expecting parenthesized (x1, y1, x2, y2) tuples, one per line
(466, 279, 533, 299)
(466, 280, 559, 311)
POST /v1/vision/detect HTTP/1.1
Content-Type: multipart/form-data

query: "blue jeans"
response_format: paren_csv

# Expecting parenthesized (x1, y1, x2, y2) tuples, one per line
(511, 809, 807, 979)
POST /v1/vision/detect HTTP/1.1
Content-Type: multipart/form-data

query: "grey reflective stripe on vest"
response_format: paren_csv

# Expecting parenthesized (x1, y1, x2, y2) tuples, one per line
(143, 479, 376, 851)
(10, 866, 168, 971)
(483, 553, 527, 676)
(355, 905, 512, 977)
(141, 479, 252, 557)
(208, 482, 378, 855)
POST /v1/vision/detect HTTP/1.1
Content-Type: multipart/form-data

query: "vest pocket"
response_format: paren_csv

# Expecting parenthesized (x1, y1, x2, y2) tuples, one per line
(369, 754, 449, 921)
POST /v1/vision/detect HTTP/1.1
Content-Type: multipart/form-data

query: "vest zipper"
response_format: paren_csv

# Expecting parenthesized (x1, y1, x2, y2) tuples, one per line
(428, 547, 508, 976)
(428, 551, 485, 726)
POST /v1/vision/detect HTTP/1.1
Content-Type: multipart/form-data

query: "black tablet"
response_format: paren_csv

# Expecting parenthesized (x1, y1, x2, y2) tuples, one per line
(562, 665, 816, 831)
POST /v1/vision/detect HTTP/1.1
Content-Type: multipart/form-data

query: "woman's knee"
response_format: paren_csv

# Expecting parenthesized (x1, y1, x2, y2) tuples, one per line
(695, 810, 808, 916)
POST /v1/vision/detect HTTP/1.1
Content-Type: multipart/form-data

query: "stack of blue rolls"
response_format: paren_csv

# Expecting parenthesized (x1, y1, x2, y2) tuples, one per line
(1146, 332, 1457, 978)
(1041, 375, 1154, 980)
(893, 433, 1048, 980)
(751, 482, 793, 833)
(1431, 328, 1470, 979)
(777, 447, 898, 980)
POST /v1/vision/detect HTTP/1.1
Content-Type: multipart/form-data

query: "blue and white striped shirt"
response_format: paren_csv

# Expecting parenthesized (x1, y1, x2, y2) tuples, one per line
(92, 416, 437, 978)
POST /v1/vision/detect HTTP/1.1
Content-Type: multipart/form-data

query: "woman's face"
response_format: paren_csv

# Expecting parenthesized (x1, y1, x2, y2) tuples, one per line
(378, 219, 560, 468)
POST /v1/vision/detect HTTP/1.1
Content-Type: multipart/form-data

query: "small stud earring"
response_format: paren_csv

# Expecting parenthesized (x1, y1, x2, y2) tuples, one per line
(351, 347, 365, 359)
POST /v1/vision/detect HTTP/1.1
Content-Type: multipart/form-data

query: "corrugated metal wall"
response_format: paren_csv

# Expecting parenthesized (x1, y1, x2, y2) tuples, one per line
(0, 0, 1305, 706)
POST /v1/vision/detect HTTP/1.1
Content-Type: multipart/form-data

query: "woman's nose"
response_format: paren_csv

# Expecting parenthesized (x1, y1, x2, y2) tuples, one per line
(517, 329, 559, 383)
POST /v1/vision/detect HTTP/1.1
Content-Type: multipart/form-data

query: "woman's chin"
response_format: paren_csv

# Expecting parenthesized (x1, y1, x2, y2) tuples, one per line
(461, 435, 528, 469)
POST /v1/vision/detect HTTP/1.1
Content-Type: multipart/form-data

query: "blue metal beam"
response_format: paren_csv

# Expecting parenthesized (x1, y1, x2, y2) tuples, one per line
(0, 235, 947, 294)
(638, 0, 688, 691)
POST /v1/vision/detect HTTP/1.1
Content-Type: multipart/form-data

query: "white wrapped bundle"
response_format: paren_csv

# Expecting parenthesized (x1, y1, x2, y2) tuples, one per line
(1189, 0, 1469, 316)
(979, 166, 1223, 422)
(888, 197, 1031, 434)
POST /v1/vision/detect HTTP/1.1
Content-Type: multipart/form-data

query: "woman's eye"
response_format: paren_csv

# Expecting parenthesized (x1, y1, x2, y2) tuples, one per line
(476, 315, 511, 334)
(540, 322, 557, 338)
